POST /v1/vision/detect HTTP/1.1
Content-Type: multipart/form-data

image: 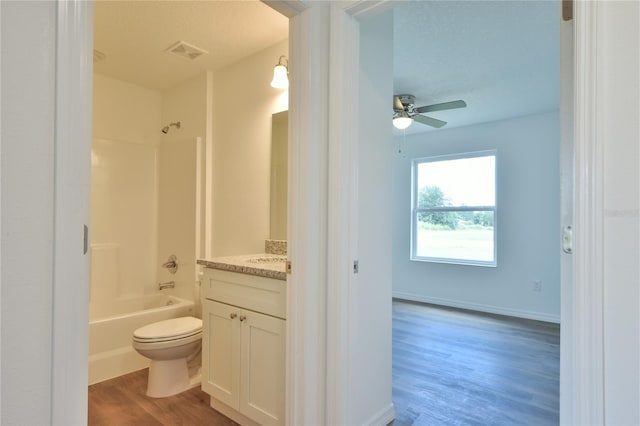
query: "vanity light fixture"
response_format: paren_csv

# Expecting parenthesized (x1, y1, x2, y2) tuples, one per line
(270, 55, 289, 89)
(393, 110, 413, 130)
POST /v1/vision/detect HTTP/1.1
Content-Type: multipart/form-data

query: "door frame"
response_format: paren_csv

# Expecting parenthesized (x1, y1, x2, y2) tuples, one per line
(53, 0, 603, 424)
(51, 1, 93, 424)
(567, 1, 605, 423)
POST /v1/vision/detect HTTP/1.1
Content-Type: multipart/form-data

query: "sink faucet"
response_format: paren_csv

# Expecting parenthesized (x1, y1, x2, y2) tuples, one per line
(159, 281, 175, 290)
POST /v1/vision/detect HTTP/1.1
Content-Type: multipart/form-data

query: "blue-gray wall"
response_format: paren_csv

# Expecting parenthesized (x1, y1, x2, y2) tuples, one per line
(392, 111, 560, 322)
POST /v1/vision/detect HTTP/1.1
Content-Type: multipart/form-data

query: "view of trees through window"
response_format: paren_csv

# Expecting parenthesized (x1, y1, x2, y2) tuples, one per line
(412, 152, 496, 265)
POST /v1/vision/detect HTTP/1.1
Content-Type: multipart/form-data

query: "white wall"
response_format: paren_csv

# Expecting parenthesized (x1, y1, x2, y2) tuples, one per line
(211, 39, 289, 256)
(92, 74, 162, 146)
(352, 9, 395, 424)
(1, 2, 57, 423)
(600, 1, 640, 423)
(393, 112, 561, 322)
(91, 74, 162, 315)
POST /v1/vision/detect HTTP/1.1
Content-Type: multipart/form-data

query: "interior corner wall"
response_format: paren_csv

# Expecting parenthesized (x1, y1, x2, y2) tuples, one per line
(211, 39, 289, 256)
(158, 73, 211, 300)
(392, 112, 561, 322)
(353, 9, 395, 425)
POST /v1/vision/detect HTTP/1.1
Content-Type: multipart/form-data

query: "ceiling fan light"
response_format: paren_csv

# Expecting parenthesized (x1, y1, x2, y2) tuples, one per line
(393, 112, 413, 130)
(270, 64, 289, 89)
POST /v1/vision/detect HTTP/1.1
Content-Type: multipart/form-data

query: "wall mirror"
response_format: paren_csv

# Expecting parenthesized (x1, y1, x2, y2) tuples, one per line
(270, 110, 288, 240)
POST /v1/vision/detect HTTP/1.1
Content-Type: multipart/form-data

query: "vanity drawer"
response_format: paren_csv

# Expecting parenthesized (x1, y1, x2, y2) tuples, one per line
(202, 268, 286, 319)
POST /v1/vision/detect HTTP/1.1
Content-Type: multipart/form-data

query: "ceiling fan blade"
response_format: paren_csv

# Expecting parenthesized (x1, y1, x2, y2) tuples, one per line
(413, 114, 447, 128)
(393, 96, 404, 111)
(414, 100, 467, 114)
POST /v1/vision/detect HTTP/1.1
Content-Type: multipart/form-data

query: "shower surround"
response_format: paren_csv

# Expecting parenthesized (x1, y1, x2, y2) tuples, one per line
(90, 73, 206, 383)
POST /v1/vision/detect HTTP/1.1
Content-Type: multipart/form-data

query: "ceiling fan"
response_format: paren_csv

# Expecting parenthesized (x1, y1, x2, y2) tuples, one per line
(393, 94, 467, 130)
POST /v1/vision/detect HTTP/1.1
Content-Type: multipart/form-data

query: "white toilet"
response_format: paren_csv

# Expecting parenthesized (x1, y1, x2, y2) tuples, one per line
(132, 316, 203, 398)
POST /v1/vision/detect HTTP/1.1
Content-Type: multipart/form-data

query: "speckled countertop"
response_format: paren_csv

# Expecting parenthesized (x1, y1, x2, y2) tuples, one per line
(197, 253, 287, 281)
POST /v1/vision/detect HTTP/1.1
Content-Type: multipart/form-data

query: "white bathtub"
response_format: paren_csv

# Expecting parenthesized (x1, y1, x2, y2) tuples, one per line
(89, 294, 197, 385)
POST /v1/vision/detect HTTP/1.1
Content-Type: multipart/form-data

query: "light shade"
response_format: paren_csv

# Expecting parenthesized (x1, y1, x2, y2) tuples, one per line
(271, 65, 289, 89)
(393, 111, 413, 130)
(271, 55, 289, 89)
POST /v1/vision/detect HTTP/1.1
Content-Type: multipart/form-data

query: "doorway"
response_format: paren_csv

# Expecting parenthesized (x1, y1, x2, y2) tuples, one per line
(88, 0, 288, 404)
(386, 1, 567, 423)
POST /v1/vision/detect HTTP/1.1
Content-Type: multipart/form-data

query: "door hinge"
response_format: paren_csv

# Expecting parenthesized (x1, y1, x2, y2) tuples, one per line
(286, 260, 292, 274)
(562, 0, 573, 21)
(353, 260, 359, 274)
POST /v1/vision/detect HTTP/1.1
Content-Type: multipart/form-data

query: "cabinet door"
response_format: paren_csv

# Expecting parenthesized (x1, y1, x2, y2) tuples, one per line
(239, 310, 286, 425)
(202, 299, 240, 409)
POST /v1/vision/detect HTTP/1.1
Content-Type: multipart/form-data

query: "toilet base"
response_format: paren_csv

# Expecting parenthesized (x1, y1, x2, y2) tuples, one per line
(146, 358, 201, 398)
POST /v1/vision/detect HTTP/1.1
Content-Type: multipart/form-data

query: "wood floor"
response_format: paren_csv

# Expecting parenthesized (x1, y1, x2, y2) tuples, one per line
(88, 369, 237, 426)
(89, 301, 559, 426)
(392, 300, 560, 426)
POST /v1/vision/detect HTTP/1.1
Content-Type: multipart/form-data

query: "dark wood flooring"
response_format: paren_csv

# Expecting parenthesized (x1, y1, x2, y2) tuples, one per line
(392, 299, 560, 426)
(88, 369, 237, 426)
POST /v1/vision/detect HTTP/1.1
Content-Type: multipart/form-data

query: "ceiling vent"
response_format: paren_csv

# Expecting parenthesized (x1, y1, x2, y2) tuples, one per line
(165, 41, 208, 61)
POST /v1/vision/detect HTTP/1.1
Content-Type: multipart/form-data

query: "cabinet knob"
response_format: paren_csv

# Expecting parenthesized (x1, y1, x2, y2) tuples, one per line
(239, 315, 246, 322)
(230, 313, 237, 319)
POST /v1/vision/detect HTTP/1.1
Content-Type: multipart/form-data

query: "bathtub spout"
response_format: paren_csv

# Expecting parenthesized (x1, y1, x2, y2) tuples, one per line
(159, 281, 175, 290)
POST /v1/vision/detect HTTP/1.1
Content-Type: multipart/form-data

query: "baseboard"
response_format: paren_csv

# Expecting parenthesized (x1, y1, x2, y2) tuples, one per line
(392, 291, 561, 324)
(363, 403, 395, 426)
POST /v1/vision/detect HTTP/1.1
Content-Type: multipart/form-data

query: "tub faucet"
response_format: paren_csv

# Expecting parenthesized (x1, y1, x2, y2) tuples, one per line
(159, 281, 175, 290)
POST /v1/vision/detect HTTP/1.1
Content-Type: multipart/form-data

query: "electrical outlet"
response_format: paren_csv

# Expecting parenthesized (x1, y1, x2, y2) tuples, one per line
(533, 280, 542, 292)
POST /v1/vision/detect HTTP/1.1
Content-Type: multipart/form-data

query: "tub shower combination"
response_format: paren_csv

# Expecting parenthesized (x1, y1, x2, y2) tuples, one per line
(89, 130, 203, 386)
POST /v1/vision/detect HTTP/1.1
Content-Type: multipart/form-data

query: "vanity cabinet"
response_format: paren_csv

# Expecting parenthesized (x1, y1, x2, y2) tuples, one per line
(201, 268, 286, 425)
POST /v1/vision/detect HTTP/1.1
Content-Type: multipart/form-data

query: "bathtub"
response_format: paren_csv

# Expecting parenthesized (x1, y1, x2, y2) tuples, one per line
(89, 294, 197, 385)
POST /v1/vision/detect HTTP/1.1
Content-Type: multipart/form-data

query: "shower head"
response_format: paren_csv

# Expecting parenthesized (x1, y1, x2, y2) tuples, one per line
(161, 121, 181, 134)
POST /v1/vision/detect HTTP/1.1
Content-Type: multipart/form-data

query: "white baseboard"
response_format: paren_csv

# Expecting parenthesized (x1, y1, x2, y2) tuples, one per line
(392, 291, 560, 324)
(363, 403, 395, 426)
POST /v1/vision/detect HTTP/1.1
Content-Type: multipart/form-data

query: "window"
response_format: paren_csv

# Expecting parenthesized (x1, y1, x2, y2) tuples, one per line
(411, 151, 497, 266)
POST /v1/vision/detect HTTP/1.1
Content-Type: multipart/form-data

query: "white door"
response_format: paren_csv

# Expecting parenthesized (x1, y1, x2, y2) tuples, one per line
(239, 309, 286, 425)
(202, 299, 241, 408)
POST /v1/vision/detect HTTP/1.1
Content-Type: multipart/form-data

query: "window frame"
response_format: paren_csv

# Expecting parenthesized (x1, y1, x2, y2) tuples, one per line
(410, 150, 498, 267)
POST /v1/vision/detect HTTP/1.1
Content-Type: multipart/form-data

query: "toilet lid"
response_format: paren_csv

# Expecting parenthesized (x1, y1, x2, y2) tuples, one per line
(133, 316, 202, 341)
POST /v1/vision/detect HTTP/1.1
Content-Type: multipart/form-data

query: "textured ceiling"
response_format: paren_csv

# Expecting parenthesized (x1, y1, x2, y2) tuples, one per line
(94, 1, 559, 133)
(393, 0, 560, 134)
(93, 0, 288, 90)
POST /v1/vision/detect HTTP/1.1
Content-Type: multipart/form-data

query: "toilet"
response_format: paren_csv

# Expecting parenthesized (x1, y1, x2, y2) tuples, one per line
(132, 316, 203, 398)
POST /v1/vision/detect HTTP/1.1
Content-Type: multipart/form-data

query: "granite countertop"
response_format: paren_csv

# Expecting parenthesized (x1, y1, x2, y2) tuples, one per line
(197, 253, 287, 281)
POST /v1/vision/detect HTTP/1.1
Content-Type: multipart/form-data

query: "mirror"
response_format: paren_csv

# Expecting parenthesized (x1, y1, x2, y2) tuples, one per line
(270, 111, 288, 240)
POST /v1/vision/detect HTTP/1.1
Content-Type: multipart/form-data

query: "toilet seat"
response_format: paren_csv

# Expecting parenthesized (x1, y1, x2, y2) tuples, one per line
(133, 316, 202, 343)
